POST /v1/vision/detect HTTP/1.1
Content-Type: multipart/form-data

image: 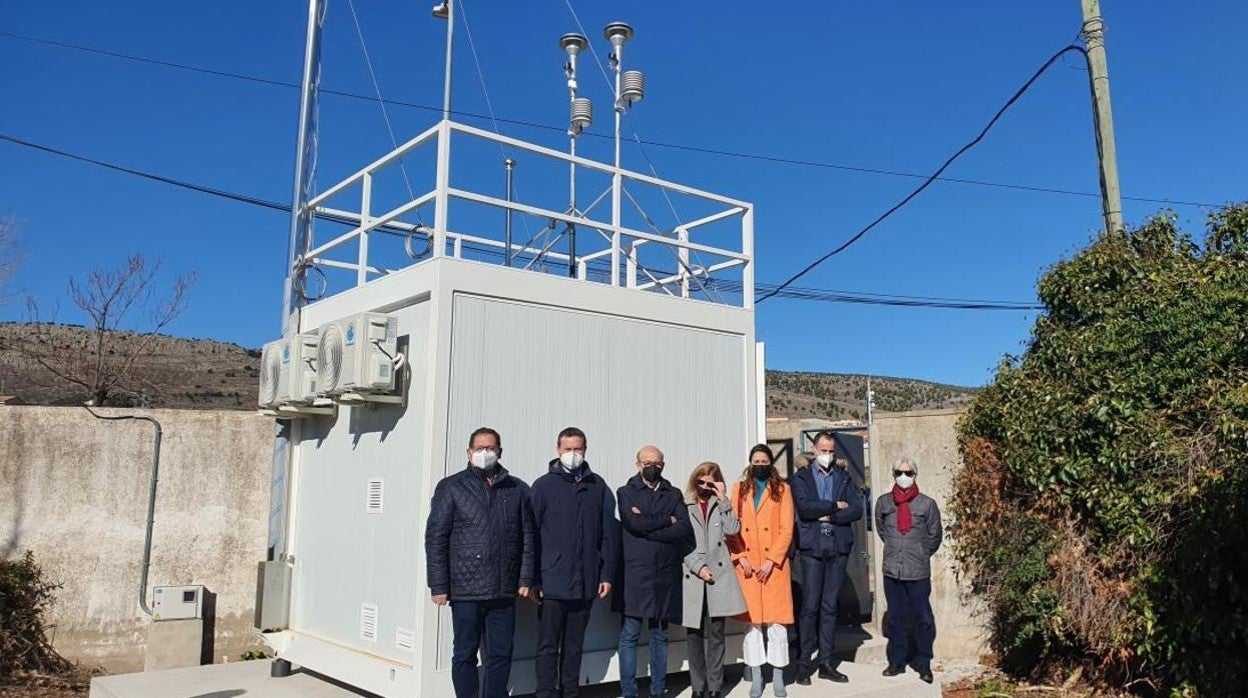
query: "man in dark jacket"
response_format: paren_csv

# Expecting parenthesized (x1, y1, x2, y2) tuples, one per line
(530, 427, 620, 698)
(425, 427, 536, 698)
(876, 456, 942, 684)
(790, 431, 863, 684)
(616, 445, 692, 698)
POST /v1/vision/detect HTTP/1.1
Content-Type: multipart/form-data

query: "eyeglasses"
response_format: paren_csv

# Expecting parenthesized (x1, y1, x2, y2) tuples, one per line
(892, 469, 915, 477)
(640, 461, 665, 468)
(697, 480, 717, 488)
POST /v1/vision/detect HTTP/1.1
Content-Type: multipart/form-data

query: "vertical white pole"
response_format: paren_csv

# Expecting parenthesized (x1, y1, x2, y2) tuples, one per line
(357, 172, 372, 286)
(755, 341, 767, 443)
(612, 38, 625, 287)
(678, 227, 690, 298)
(504, 158, 515, 266)
(626, 243, 637, 288)
(442, 0, 455, 120)
(742, 206, 755, 309)
(433, 120, 451, 258)
(569, 137, 578, 277)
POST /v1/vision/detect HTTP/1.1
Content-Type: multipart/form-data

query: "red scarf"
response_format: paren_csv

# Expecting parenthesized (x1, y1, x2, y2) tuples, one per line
(892, 483, 920, 535)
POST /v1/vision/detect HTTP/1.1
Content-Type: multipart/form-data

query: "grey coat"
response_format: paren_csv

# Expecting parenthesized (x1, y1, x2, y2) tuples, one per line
(681, 494, 748, 629)
(874, 491, 943, 581)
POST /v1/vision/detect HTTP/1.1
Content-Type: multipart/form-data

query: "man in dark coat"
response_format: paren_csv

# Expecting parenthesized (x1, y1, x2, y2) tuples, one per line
(616, 444, 693, 698)
(530, 427, 620, 698)
(791, 431, 862, 685)
(425, 427, 535, 698)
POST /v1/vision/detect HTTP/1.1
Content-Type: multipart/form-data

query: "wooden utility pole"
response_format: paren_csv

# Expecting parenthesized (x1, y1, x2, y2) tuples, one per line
(1081, 0, 1124, 232)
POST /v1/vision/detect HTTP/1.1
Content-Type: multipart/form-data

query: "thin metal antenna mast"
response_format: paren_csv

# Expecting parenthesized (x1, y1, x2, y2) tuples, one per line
(433, 2, 455, 119)
(603, 22, 644, 287)
(561, 33, 589, 278)
(504, 158, 515, 266)
(282, 0, 326, 334)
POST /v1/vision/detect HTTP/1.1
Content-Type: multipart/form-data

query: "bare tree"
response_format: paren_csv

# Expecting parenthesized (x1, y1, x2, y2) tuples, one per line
(0, 217, 19, 304)
(17, 254, 196, 406)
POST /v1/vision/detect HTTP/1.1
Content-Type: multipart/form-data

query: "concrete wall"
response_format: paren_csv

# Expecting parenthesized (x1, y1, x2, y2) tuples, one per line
(0, 403, 986, 673)
(871, 409, 987, 661)
(763, 411, 988, 662)
(0, 405, 273, 673)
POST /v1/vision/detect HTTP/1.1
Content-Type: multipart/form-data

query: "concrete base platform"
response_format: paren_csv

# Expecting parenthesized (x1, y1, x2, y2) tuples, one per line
(90, 659, 942, 698)
(89, 660, 374, 698)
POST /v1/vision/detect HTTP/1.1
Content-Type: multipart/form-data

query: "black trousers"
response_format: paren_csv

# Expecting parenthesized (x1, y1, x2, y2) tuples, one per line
(884, 576, 936, 672)
(450, 598, 516, 698)
(686, 595, 727, 693)
(798, 552, 849, 666)
(535, 598, 594, 698)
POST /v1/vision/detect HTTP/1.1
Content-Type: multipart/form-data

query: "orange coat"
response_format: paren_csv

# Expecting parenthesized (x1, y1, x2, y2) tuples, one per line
(730, 481, 795, 625)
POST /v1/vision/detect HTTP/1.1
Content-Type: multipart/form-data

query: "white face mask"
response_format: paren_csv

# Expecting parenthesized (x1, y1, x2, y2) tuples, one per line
(470, 449, 498, 469)
(895, 474, 915, 490)
(815, 453, 835, 469)
(560, 451, 585, 470)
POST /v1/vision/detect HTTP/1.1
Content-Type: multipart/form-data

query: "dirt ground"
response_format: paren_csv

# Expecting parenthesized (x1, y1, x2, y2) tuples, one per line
(0, 671, 91, 698)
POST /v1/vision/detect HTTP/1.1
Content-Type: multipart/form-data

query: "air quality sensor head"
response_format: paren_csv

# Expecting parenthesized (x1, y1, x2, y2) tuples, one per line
(559, 33, 588, 55)
(603, 21, 634, 46)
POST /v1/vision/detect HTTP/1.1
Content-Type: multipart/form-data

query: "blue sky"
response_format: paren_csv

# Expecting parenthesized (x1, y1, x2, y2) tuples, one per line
(1, 1, 1244, 387)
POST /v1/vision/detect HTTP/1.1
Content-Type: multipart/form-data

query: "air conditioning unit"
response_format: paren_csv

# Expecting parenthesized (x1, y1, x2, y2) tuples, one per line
(258, 333, 320, 408)
(317, 312, 400, 397)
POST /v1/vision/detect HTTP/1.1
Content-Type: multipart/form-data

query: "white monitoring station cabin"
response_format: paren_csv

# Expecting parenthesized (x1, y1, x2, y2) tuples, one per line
(255, 2, 762, 695)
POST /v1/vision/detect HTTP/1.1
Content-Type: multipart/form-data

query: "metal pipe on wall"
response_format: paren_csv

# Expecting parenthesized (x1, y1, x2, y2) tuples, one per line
(83, 405, 163, 616)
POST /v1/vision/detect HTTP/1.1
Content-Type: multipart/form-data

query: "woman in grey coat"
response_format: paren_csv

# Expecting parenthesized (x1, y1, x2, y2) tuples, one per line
(681, 462, 748, 698)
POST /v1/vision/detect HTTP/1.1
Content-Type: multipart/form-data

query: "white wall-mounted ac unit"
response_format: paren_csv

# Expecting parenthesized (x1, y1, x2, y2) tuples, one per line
(317, 312, 399, 397)
(258, 332, 321, 408)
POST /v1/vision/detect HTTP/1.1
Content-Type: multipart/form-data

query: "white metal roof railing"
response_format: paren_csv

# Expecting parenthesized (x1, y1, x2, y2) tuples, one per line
(296, 119, 755, 308)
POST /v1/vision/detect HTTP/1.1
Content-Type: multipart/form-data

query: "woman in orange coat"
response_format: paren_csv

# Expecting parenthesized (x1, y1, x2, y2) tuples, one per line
(730, 444, 795, 698)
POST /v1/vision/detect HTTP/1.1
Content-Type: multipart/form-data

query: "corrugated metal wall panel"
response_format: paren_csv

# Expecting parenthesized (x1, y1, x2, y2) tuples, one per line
(445, 293, 751, 658)
(290, 300, 431, 662)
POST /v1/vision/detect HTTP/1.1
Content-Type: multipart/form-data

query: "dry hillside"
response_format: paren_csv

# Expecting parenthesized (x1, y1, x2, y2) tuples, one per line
(0, 324, 977, 414)
(765, 370, 977, 421)
(0, 323, 260, 409)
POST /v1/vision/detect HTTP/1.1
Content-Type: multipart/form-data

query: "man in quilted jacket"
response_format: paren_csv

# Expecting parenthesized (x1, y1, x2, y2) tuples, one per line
(426, 427, 536, 698)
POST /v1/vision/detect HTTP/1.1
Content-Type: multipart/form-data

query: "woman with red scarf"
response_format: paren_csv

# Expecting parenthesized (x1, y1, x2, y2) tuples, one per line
(874, 456, 943, 684)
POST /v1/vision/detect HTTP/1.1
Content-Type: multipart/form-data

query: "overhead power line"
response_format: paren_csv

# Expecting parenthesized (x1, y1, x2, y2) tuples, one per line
(758, 44, 1091, 304)
(0, 131, 1042, 312)
(0, 30, 1218, 209)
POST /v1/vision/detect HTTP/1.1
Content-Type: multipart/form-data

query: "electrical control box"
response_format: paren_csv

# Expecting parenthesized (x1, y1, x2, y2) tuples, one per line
(152, 585, 204, 621)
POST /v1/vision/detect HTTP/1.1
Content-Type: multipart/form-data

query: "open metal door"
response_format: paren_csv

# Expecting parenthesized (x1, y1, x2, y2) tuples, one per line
(801, 428, 872, 623)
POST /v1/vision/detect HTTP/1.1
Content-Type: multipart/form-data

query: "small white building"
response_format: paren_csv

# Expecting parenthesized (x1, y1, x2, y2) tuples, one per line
(257, 14, 760, 692)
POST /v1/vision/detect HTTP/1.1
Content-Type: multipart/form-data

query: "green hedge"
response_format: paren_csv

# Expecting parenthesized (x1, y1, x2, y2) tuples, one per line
(952, 205, 1248, 696)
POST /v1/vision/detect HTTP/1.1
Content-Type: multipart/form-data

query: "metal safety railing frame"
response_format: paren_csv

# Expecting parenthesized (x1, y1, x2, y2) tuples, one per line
(296, 119, 755, 308)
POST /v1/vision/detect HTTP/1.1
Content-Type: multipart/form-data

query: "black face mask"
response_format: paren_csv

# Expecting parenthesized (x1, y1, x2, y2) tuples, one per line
(642, 465, 662, 483)
(697, 487, 715, 500)
(751, 464, 773, 480)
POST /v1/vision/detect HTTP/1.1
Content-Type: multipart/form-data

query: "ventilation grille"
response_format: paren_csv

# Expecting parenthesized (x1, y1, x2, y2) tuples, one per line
(366, 479, 384, 514)
(318, 323, 345, 393)
(395, 626, 415, 652)
(258, 343, 282, 406)
(359, 603, 378, 642)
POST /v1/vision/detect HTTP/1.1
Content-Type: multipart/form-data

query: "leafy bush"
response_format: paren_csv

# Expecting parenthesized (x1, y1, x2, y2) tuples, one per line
(1, 551, 73, 681)
(953, 206, 1248, 696)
